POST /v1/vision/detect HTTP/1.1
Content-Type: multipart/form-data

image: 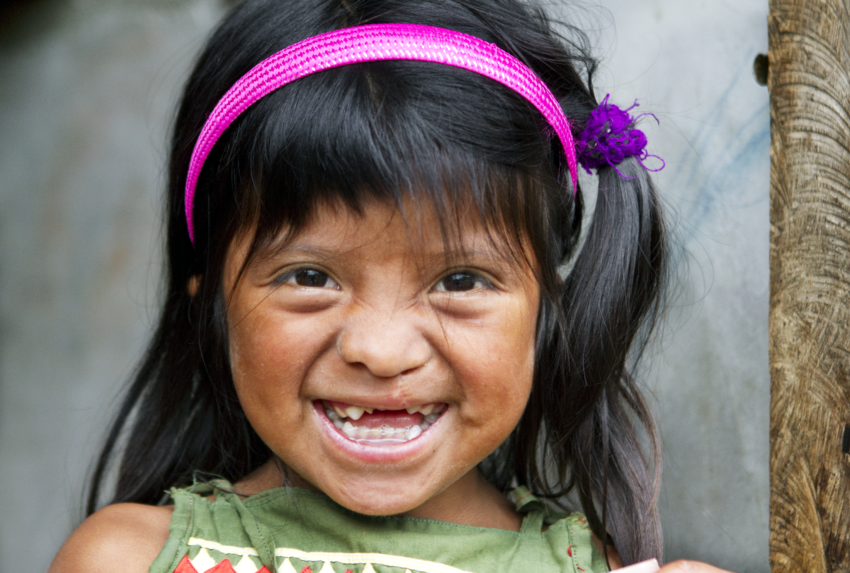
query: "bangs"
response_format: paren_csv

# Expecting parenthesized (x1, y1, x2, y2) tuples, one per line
(195, 59, 573, 277)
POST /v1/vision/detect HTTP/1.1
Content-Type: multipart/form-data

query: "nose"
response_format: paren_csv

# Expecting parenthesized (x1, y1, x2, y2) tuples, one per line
(337, 307, 432, 378)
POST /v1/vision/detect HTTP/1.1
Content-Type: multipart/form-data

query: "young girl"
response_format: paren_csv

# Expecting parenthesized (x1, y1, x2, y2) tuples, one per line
(50, 1, 731, 572)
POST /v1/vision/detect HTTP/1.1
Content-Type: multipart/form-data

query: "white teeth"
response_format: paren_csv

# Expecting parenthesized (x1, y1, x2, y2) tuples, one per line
(406, 425, 422, 439)
(326, 403, 446, 444)
(406, 403, 441, 415)
(330, 404, 373, 419)
(331, 403, 442, 417)
(340, 423, 423, 442)
(345, 406, 366, 420)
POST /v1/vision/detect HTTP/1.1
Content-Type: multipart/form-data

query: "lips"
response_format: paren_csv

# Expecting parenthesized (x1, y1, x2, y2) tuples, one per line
(321, 400, 447, 444)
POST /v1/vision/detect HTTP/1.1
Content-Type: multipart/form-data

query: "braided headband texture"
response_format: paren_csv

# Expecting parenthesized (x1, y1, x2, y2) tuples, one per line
(184, 23, 579, 243)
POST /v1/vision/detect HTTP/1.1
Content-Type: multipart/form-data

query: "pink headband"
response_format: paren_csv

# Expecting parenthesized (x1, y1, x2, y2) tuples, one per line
(184, 23, 578, 243)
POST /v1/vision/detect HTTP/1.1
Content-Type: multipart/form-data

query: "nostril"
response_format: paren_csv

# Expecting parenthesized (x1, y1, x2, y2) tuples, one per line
(337, 322, 432, 377)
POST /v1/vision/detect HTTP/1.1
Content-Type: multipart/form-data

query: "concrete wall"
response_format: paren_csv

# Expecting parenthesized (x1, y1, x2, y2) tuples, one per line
(592, 2, 771, 570)
(560, 3, 771, 566)
(0, 1, 769, 571)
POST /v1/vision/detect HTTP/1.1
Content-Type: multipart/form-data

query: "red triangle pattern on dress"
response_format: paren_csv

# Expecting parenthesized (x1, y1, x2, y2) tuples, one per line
(172, 554, 274, 573)
(207, 560, 237, 573)
(174, 555, 199, 573)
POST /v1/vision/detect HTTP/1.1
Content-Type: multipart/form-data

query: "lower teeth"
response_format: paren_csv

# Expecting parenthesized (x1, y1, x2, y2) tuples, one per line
(326, 409, 439, 442)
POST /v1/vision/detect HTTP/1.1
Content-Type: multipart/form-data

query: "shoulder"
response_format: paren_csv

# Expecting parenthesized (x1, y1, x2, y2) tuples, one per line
(48, 503, 173, 573)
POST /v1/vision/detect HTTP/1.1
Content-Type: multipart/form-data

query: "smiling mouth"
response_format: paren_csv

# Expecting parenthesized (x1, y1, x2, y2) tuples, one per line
(322, 400, 446, 444)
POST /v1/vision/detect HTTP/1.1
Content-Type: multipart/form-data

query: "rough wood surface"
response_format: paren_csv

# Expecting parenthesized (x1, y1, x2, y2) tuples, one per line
(769, 1, 850, 572)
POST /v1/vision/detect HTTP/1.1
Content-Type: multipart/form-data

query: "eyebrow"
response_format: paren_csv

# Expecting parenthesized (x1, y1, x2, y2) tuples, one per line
(257, 241, 518, 266)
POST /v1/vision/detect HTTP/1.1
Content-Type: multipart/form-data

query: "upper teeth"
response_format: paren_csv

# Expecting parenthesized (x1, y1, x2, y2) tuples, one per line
(327, 403, 444, 419)
(333, 405, 373, 420)
(406, 404, 434, 415)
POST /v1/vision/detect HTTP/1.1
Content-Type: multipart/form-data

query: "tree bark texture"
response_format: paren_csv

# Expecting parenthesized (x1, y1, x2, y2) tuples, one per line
(769, 1, 850, 572)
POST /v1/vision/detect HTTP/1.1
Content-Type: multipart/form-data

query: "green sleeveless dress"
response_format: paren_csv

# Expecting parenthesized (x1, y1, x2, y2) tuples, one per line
(150, 480, 609, 573)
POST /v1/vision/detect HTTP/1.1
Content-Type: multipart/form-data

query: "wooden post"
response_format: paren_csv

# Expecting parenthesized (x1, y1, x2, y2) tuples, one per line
(769, 1, 850, 572)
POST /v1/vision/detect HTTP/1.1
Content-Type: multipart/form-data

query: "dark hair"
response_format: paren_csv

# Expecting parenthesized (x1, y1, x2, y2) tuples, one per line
(87, 0, 666, 565)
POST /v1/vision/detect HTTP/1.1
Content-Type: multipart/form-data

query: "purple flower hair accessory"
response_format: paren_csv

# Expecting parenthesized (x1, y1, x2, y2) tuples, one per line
(575, 94, 665, 178)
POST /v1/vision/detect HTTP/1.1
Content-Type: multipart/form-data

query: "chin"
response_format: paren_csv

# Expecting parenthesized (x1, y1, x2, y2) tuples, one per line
(320, 475, 435, 516)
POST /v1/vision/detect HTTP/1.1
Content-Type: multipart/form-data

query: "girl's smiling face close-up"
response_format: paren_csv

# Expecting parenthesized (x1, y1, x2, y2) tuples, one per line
(224, 199, 540, 525)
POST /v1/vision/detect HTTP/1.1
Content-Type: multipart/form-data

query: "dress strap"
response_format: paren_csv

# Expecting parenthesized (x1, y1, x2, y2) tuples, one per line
(512, 485, 544, 513)
(512, 486, 546, 534)
(207, 479, 278, 569)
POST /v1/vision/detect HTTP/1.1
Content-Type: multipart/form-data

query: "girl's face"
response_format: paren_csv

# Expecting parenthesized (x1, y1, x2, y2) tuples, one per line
(224, 199, 539, 523)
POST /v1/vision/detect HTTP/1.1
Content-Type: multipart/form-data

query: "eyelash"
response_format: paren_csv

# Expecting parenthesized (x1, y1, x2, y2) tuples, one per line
(431, 271, 494, 293)
(274, 267, 340, 290)
(272, 267, 494, 294)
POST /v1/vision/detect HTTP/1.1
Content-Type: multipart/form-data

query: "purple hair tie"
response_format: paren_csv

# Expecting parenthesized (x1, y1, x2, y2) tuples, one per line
(576, 94, 665, 178)
(184, 23, 579, 244)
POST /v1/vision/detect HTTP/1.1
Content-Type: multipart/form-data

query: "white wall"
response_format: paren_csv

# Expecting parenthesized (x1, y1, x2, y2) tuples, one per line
(0, 1, 769, 571)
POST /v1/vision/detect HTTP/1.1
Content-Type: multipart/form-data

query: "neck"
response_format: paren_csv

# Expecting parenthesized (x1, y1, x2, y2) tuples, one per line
(400, 468, 523, 531)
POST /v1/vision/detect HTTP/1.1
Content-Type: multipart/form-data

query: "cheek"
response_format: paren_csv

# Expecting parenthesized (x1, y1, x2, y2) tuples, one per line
(493, 301, 537, 383)
(226, 300, 342, 433)
(227, 309, 306, 419)
(448, 301, 537, 428)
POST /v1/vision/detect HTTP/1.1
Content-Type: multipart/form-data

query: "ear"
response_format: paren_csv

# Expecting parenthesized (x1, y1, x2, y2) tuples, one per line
(187, 275, 202, 297)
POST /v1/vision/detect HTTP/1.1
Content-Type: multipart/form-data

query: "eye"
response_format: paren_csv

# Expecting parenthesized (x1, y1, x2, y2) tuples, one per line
(433, 271, 492, 293)
(276, 268, 340, 290)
